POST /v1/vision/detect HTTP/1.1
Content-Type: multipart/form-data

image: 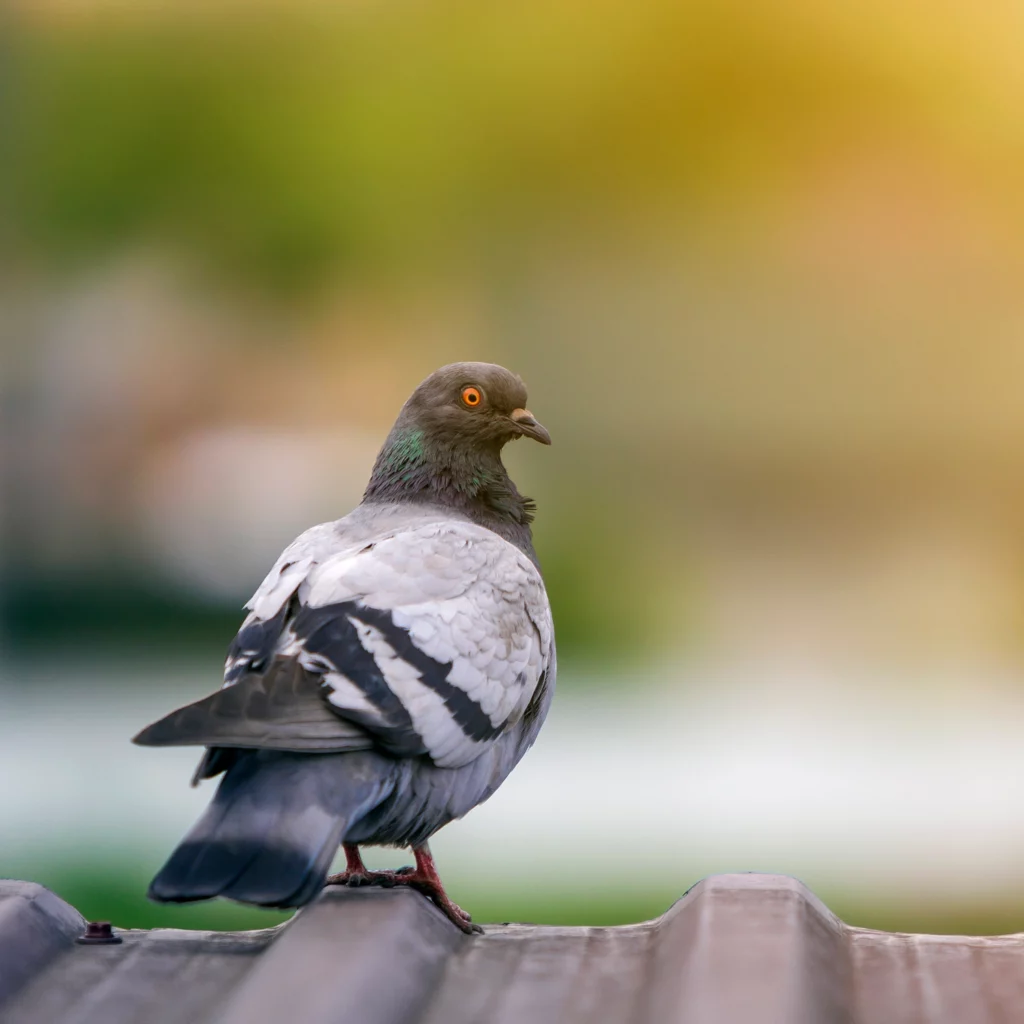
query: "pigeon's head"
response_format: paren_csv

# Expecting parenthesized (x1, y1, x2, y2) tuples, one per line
(403, 362, 551, 450)
(367, 362, 549, 539)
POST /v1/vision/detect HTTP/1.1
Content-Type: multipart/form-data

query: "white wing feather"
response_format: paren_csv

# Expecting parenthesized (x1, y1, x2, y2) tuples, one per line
(232, 513, 553, 769)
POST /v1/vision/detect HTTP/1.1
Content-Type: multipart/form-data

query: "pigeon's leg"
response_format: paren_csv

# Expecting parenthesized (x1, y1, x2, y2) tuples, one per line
(391, 843, 480, 934)
(325, 844, 404, 888)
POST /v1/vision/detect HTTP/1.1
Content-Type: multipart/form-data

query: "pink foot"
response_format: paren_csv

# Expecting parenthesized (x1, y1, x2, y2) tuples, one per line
(325, 844, 407, 888)
(326, 843, 480, 933)
(395, 845, 480, 934)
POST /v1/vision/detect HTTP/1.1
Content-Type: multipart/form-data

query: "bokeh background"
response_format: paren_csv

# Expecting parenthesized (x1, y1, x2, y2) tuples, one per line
(6, 0, 1024, 933)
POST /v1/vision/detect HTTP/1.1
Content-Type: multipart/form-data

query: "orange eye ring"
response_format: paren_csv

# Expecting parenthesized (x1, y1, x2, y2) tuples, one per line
(461, 386, 482, 407)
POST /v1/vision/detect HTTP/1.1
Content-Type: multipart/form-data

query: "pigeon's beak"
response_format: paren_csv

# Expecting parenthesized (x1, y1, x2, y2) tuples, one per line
(510, 408, 552, 445)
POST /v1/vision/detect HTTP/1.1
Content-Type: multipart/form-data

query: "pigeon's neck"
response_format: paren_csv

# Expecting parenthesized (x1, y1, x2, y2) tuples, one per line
(363, 426, 538, 563)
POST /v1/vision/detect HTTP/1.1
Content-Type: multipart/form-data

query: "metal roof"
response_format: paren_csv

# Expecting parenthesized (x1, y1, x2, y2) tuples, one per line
(3, 872, 1023, 1024)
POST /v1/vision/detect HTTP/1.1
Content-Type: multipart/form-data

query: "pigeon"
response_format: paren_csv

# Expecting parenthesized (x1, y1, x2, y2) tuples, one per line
(133, 362, 555, 932)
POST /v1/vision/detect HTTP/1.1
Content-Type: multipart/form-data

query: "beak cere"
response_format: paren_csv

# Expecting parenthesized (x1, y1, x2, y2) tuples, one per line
(510, 408, 552, 445)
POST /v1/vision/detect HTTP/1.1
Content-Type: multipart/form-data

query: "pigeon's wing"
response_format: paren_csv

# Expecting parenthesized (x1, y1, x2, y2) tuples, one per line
(283, 519, 554, 768)
(135, 516, 553, 770)
(133, 523, 375, 757)
(222, 520, 341, 687)
(132, 656, 372, 753)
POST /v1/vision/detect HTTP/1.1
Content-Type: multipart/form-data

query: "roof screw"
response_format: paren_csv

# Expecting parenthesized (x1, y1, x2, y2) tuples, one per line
(76, 921, 123, 945)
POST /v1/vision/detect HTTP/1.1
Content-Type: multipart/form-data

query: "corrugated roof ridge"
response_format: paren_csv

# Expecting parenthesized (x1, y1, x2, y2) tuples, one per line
(638, 873, 852, 1024)
(11, 874, 1024, 1023)
(0, 880, 86, 1012)
(418, 873, 854, 1024)
(213, 885, 466, 1024)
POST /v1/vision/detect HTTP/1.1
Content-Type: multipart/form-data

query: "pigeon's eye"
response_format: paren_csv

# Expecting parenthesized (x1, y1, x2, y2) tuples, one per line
(461, 386, 482, 408)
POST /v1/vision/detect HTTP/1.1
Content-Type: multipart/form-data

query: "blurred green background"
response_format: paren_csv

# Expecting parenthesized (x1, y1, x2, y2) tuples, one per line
(6, 0, 1024, 934)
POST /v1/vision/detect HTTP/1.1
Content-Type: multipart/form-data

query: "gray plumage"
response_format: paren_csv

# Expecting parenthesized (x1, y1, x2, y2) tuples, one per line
(135, 363, 555, 924)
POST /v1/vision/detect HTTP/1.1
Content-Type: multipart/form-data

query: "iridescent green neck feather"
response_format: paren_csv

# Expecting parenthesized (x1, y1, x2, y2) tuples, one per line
(363, 425, 538, 563)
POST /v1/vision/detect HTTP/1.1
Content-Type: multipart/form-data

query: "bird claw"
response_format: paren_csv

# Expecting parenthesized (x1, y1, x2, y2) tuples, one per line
(325, 864, 416, 889)
(327, 846, 481, 933)
(326, 871, 479, 932)
(325, 869, 400, 889)
(405, 880, 481, 933)
(434, 903, 482, 934)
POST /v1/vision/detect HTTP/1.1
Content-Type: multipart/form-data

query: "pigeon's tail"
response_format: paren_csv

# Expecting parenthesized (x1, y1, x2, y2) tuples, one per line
(148, 750, 392, 908)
